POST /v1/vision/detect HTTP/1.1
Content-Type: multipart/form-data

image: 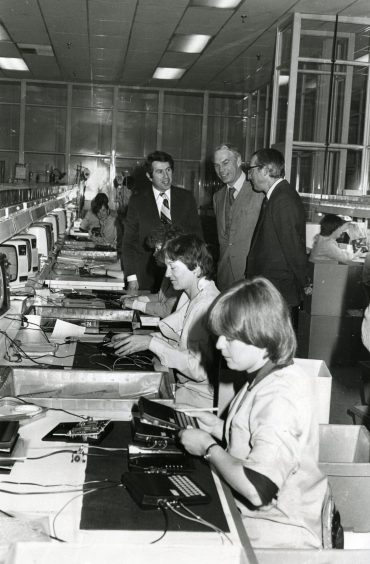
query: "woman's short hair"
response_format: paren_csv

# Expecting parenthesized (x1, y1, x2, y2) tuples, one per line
(208, 277, 296, 366)
(319, 214, 346, 237)
(91, 192, 109, 215)
(163, 234, 214, 280)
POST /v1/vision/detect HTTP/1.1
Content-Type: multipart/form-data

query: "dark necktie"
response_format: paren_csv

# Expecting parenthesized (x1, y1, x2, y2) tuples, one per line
(160, 192, 171, 225)
(228, 186, 236, 206)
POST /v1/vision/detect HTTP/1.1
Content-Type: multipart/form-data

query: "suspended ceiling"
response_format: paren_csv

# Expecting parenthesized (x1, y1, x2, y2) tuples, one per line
(0, 0, 369, 94)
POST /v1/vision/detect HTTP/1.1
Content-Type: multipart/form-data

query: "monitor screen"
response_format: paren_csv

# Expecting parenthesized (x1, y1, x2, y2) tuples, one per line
(42, 216, 58, 244)
(19, 233, 38, 272)
(43, 222, 53, 252)
(0, 253, 10, 317)
(53, 208, 67, 233)
(0, 245, 17, 282)
(30, 222, 53, 256)
(14, 237, 32, 273)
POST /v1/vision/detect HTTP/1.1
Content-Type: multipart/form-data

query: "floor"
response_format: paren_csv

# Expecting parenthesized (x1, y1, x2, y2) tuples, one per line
(329, 363, 367, 425)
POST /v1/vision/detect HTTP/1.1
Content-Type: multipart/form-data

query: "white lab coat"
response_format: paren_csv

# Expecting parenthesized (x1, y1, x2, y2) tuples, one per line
(149, 278, 219, 407)
(225, 362, 327, 549)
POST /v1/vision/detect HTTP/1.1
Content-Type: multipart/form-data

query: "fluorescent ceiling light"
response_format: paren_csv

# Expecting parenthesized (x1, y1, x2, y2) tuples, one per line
(169, 34, 211, 53)
(190, 0, 241, 7)
(18, 44, 53, 56)
(153, 67, 185, 79)
(355, 54, 369, 63)
(0, 57, 29, 71)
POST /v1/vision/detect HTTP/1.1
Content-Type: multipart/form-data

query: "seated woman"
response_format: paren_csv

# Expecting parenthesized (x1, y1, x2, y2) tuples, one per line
(80, 193, 117, 248)
(179, 277, 328, 549)
(111, 234, 220, 407)
(309, 214, 361, 264)
(120, 226, 182, 318)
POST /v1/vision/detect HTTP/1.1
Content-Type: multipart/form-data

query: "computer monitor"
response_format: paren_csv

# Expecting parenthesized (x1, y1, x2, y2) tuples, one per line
(12, 236, 32, 277)
(27, 222, 53, 259)
(52, 208, 67, 234)
(42, 215, 58, 244)
(15, 233, 39, 273)
(0, 253, 10, 318)
(0, 240, 29, 288)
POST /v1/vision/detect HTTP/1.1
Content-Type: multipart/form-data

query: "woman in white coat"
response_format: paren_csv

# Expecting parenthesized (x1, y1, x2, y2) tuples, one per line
(111, 234, 220, 407)
(180, 277, 328, 549)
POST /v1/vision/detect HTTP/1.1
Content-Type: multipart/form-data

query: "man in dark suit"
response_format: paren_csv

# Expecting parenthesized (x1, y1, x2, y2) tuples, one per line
(213, 143, 263, 291)
(246, 148, 307, 310)
(122, 150, 202, 291)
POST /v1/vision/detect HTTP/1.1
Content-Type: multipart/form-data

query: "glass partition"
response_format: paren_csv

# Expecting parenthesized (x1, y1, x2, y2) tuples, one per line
(271, 13, 370, 196)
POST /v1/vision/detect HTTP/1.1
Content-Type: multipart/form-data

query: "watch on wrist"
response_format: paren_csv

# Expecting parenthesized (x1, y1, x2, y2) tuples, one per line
(203, 442, 219, 461)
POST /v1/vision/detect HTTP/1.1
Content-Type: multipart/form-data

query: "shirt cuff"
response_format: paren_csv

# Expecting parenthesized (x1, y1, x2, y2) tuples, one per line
(132, 300, 146, 313)
(126, 274, 137, 282)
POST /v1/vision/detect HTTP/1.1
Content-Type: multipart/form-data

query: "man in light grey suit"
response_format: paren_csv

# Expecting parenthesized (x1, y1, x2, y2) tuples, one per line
(213, 143, 264, 291)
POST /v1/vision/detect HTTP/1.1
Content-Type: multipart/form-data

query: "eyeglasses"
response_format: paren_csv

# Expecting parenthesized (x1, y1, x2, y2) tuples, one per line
(246, 165, 260, 174)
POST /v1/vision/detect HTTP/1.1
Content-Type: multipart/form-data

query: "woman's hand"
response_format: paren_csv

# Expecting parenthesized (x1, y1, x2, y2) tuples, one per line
(120, 296, 135, 309)
(178, 428, 216, 457)
(111, 334, 151, 356)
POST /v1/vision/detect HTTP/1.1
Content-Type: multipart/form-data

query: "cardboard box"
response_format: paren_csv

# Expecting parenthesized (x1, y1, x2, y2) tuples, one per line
(297, 310, 366, 366)
(304, 262, 366, 317)
(218, 358, 332, 424)
(319, 424, 370, 532)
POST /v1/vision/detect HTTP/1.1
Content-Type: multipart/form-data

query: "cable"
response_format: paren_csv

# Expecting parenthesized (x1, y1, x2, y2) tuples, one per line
(0, 506, 65, 543)
(166, 502, 233, 545)
(1, 395, 89, 421)
(1, 478, 118, 488)
(51, 482, 122, 540)
(18, 319, 51, 343)
(26, 449, 80, 461)
(150, 502, 168, 544)
(0, 330, 59, 366)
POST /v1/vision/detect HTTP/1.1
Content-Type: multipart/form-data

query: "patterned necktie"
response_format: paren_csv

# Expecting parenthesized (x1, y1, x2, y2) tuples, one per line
(160, 192, 171, 225)
(228, 186, 236, 206)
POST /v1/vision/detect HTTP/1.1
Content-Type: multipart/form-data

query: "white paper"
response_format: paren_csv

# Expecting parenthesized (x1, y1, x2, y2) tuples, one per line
(24, 314, 42, 328)
(50, 319, 86, 341)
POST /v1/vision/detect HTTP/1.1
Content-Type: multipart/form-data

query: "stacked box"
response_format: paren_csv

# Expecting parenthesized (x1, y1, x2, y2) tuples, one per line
(319, 424, 370, 532)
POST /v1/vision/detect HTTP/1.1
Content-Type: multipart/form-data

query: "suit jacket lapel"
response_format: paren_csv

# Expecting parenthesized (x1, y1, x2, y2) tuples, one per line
(144, 186, 160, 221)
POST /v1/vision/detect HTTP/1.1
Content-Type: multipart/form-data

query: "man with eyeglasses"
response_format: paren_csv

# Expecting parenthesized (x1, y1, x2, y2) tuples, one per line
(246, 148, 307, 317)
(213, 143, 264, 291)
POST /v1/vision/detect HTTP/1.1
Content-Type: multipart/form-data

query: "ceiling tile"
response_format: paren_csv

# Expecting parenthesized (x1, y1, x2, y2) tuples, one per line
(178, 6, 234, 33)
(0, 42, 20, 58)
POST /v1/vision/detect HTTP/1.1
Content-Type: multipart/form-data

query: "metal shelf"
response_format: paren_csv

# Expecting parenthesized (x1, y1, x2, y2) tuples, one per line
(0, 186, 76, 245)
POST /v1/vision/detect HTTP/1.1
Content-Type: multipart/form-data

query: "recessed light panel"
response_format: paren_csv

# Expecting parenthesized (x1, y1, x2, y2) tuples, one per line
(0, 57, 29, 71)
(169, 34, 211, 53)
(18, 44, 54, 56)
(355, 54, 369, 63)
(153, 67, 186, 79)
(190, 0, 241, 8)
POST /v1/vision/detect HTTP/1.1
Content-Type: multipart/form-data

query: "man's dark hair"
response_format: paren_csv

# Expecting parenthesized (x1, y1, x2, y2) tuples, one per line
(145, 151, 174, 176)
(252, 148, 285, 179)
(91, 192, 109, 214)
(319, 214, 347, 237)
